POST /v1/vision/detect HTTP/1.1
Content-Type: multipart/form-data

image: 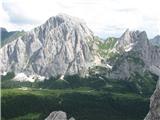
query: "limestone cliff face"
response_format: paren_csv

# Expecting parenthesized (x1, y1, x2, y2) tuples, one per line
(0, 14, 96, 77)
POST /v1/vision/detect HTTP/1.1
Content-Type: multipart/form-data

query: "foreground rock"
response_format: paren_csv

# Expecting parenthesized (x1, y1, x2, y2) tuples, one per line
(45, 111, 75, 120)
(144, 66, 160, 120)
(145, 79, 160, 120)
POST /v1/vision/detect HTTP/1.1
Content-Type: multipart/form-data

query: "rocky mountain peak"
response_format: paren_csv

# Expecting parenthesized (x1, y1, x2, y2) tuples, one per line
(119, 29, 148, 44)
(116, 29, 148, 52)
(48, 13, 85, 23)
(55, 13, 85, 24)
(36, 13, 89, 34)
(106, 29, 160, 80)
(0, 14, 96, 77)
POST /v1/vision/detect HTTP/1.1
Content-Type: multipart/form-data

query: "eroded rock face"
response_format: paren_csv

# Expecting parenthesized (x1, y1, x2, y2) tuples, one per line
(0, 14, 96, 77)
(45, 111, 75, 120)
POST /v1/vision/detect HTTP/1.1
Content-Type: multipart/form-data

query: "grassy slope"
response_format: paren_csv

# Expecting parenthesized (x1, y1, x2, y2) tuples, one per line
(2, 88, 149, 120)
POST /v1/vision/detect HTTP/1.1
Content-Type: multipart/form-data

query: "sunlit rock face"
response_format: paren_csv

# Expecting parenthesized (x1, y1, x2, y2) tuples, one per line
(0, 14, 96, 77)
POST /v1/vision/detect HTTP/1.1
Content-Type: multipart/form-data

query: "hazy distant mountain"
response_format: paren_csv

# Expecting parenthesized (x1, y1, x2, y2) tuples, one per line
(1, 27, 15, 41)
(150, 35, 160, 46)
(0, 27, 25, 47)
(1, 27, 17, 45)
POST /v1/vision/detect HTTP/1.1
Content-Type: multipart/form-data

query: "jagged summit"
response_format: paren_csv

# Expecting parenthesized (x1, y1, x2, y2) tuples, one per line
(119, 29, 148, 43)
(115, 29, 149, 53)
(103, 28, 160, 80)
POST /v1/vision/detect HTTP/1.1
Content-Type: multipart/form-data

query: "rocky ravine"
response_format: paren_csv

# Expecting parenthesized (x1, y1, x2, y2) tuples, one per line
(0, 14, 99, 77)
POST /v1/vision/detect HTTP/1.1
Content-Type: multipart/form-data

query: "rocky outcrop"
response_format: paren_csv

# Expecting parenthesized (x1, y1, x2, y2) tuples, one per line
(0, 14, 97, 77)
(144, 66, 160, 120)
(145, 80, 160, 120)
(145, 82, 160, 120)
(45, 111, 75, 120)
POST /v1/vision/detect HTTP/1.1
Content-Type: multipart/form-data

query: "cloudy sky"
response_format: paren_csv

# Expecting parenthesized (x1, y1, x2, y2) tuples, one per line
(0, 0, 160, 38)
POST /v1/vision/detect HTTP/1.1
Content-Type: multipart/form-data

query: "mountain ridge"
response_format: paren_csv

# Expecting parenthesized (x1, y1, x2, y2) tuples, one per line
(0, 14, 160, 81)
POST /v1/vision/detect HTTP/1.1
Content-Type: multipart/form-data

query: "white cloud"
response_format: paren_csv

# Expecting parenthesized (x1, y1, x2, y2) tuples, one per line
(0, 0, 160, 38)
